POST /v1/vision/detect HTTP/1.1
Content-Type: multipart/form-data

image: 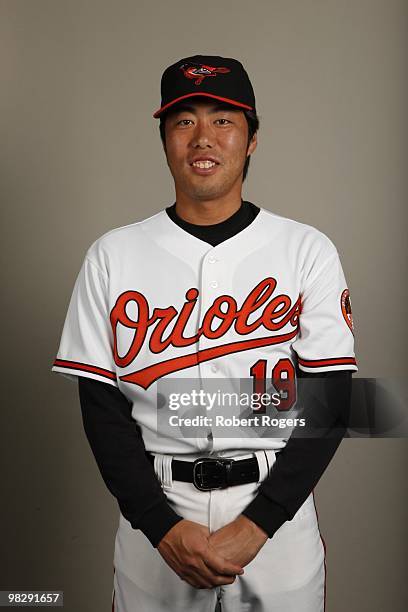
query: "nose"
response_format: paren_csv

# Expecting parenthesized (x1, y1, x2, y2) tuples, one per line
(191, 119, 215, 149)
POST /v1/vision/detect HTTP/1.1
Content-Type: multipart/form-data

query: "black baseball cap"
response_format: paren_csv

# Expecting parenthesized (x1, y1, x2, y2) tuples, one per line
(153, 55, 256, 118)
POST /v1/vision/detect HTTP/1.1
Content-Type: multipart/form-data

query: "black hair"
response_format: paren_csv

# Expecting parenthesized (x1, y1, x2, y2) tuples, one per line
(159, 106, 259, 182)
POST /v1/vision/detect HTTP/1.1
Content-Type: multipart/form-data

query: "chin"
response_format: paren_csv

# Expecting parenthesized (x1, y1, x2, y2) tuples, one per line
(188, 187, 226, 201)
(186, 178, 232, 200)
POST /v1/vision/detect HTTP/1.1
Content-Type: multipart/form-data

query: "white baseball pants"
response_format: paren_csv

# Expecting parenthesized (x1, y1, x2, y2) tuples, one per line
(112, 450, 326, 612)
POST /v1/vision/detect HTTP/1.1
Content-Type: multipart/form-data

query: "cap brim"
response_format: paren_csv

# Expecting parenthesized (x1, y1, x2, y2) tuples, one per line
(153, 92, 253, 118)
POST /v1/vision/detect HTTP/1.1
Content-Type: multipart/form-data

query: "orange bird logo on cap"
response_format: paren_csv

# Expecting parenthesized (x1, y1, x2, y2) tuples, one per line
(180, 63, 231, 85)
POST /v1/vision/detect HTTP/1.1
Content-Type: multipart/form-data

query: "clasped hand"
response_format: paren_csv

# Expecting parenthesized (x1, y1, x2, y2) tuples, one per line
(157, 516, 268, 589)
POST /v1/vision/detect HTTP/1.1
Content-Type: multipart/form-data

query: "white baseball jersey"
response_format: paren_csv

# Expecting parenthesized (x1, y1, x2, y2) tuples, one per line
(52, 207, 357, 455)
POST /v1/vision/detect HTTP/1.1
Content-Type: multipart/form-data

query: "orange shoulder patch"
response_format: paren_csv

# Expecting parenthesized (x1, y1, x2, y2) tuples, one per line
(341, 288, 354, 334)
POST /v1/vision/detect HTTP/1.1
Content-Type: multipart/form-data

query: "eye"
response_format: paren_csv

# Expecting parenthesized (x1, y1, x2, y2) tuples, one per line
(215, 118, 232, 125)
(176, 119, 193, 126)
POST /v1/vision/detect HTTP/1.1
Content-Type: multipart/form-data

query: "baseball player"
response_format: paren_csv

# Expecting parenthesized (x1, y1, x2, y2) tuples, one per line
(52, 55, 357, 611)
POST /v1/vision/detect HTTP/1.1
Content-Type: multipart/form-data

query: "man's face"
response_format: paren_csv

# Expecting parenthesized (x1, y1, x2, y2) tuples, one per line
(163, 99, 257, 202)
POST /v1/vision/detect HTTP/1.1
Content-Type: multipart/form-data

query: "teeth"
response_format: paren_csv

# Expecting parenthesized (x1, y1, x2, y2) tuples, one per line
(192, 160, 216, 169)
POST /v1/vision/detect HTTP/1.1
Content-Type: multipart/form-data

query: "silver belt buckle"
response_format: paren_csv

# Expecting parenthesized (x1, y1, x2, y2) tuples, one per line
(192, 457, 233, 491)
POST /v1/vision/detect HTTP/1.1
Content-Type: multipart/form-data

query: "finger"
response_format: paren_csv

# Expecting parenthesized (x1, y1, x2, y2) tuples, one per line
(160, 552, 215, 589)
(183, 571, 213, 590)
(193, 560, 238, 587)
(208, 574, 237, 586)
(202, 549, 244, 576)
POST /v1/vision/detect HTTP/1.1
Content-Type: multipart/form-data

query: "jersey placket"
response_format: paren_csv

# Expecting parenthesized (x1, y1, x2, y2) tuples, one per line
(195, 247, 234, 452)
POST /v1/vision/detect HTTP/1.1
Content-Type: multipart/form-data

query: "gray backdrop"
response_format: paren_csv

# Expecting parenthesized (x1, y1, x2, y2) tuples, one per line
(1, 1, 407, 610)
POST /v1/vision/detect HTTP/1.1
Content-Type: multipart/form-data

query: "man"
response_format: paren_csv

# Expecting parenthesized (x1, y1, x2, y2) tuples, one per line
(52, 55, 357, 611)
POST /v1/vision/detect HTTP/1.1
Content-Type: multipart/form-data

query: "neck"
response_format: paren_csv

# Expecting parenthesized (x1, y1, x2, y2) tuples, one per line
(174, 188, 243, 226)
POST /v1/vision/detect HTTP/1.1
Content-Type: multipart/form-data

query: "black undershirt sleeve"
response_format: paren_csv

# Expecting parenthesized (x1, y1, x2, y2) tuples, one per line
(78, 377, 183, 548)
(241, 369, 352, 536)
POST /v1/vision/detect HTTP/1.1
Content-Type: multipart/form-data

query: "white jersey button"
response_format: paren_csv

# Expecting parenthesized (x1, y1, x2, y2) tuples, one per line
(210, 363, 218, 373)
(208, 256, 217, 264)
(210, 280, 218, 288)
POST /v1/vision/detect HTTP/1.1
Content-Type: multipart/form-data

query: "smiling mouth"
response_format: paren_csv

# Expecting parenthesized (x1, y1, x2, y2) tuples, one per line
(191, 160, 218, 169)
(189, 159, 220, 175)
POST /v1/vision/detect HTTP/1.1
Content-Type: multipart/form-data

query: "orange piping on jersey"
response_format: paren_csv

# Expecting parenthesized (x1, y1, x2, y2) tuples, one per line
(53, 359, 117, 381)
(312, 491, 327, 612)
(298, 357, 357, 368)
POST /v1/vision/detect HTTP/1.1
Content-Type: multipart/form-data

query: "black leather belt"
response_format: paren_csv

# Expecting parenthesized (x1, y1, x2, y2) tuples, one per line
(147, 452, 280, 491)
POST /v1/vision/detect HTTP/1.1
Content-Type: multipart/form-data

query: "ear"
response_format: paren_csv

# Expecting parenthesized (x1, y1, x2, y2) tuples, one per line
(247, 131, 258, 156)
